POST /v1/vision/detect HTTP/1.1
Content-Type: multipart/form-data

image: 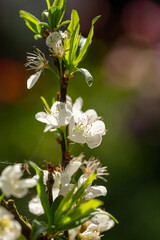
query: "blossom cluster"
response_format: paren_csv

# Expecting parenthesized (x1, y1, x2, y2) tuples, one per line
(0, 158, 114, 240)
(36, 96, 106, 149)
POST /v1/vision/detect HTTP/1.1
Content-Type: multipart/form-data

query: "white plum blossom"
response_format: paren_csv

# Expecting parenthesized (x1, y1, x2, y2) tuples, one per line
(0, 206, 21, 240)
(68, 97, 106, 149)
(35, 96, 72, 132)
(25, 48, 48, 89)
(0, 164, 37, 198)
(78, 210, 114, 240)
(29, 160, 81, 216)
(46, 31, 69, 57)
(69, 210, 114, 240)
(91, 209, 115, 232)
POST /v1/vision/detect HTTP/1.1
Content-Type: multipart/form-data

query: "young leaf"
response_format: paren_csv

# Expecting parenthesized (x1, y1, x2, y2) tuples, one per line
(53, 0, 66, 23)
(28, 161, 53, 226)
(78, 68, 93, 86)
(75, 15, 101, 65)
(51, 195, 64, 217)
(46, 0, 52, 9)
(30, 220, 47, 240)
(56, 20, 71, 30)
(64, 10, 80, 68)
(20, 10, 40, 34)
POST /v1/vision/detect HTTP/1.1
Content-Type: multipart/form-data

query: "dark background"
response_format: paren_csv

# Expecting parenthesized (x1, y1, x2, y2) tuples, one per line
(0, 0, 160, 239)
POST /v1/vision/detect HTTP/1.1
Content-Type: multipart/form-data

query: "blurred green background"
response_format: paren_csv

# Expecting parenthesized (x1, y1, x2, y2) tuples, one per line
(0, 0, 160, 239)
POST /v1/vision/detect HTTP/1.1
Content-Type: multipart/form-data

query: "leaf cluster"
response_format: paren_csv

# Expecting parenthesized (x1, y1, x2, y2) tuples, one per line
(20, 0, 70, 39)
(28, 161, 102, 239)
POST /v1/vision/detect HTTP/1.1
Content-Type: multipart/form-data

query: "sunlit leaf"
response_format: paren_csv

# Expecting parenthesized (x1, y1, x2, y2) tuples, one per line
(75, 15, 101, 65)
(28, 161, 53, 226)
(46, 0, 52, 9)
(57, 199, 102, 230)
(20, 10, 40, 33)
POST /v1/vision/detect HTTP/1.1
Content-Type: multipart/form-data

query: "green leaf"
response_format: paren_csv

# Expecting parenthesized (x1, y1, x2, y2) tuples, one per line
(78, 68, 93, 86)
(75, 15, 101, 65)
(57, 199, 102, 229)
(49, 0, 66, 29)
(17, 235, 27, 240)
(20, 10, 40, 33)
(51, 195, 64, 217)
(54, 185, 76, 223)
(56, 20, 71, 30)
(30, 220, 47, 240)
(46, 0, 52, 9)
(28, 161, 53, 226)
(64, 10, 80, 68)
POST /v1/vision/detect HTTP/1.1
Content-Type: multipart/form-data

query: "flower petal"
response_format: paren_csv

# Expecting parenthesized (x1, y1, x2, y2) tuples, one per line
(29, 195, 44, 216)
(65, 161, 81, 176)
(27, 70, 41, 89)
(73, 97, 83, 111)
(85, 109, 98, 123)
(86, 134, 102, 149)
(35, 112, 49, 124)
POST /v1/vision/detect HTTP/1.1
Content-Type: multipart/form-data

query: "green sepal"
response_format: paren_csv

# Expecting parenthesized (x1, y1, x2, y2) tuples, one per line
(30, 220, 47, 240)
(34, 34, 42, 40)
(40, 96, 51, 113)
(28, 161, 53, 226)
(77, 68, 93, 87)
(19, 10, 40, 34)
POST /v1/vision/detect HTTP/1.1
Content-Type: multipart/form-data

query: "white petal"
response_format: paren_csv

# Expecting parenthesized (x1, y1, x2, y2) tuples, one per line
(47, 114, 58, 126)
(73, 97, 83, 111)
(59, 184, 74, 197)
(20, 178, 37, 188)
(91, 210, 115, 232)
(52, 188, 60, 201)
(68, 132, 86, 144)
(29, 195, 44, 216)
(89, 120, 106, 136)
(64, 161, 81, 177)
(86, 134, 102, 149)
(87, 186, 107, 200)
(78, 174, 89, 187)
(85, 109, 98, 123)
(27, 70, 41, 89)
(35, 112, 50, 124)
(44, 124, 55, 133)
(61, 173, 71, 186)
